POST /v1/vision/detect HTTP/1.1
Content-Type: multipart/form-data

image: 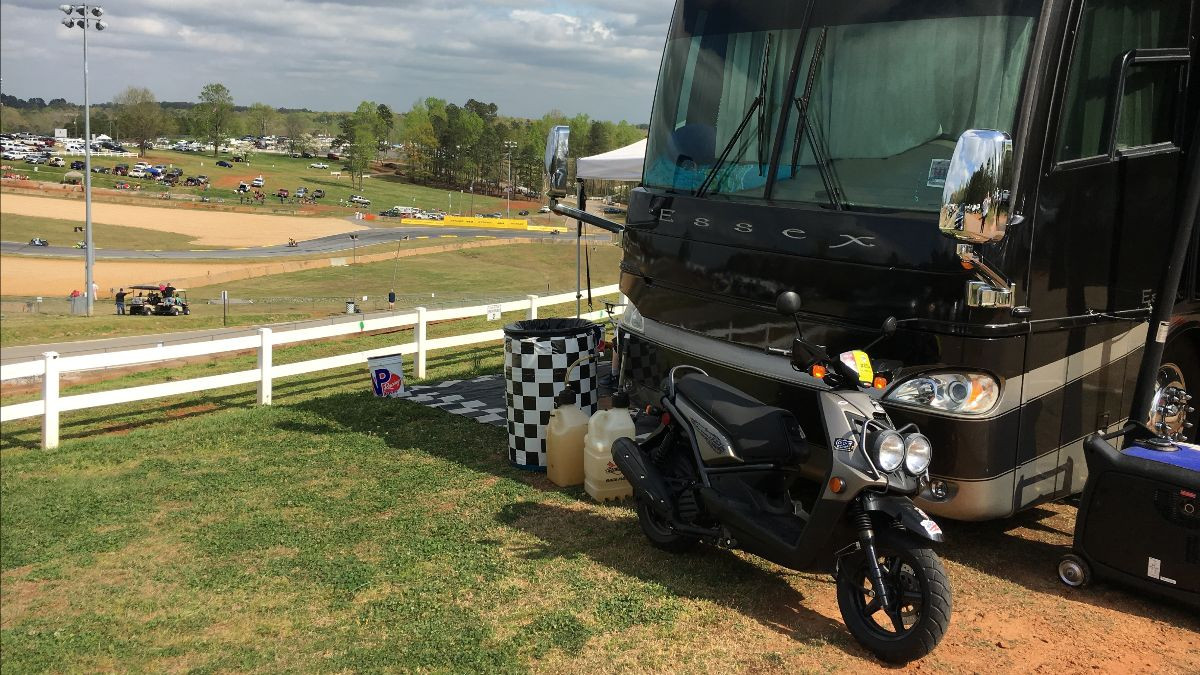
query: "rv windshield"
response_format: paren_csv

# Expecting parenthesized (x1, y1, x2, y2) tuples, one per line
(644, 0, 1041, 211)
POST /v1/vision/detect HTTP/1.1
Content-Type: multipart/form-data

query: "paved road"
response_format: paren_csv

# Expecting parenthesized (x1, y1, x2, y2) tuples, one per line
(1, 225, 596, 260)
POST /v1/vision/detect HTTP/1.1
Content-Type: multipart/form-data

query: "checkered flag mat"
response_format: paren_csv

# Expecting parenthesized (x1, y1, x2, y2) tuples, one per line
(396, 375, 508, 426)
(505, 331, 599, 470)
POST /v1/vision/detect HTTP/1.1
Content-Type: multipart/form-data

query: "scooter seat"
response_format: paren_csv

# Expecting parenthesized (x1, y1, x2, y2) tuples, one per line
(676, 374, 806, 464)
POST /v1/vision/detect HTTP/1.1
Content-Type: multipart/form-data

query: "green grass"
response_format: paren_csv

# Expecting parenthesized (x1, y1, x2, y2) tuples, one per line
(0, 338, 838, 673)
(189, 241, 622, 302)
(0, 213, 209, 251)
(4, 330, 1200, 671)
(7, 150, 530, 217)
(0, 242, 621, 347)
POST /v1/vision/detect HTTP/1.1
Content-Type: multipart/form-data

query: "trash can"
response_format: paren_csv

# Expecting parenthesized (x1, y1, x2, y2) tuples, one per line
(503, 318, 601, 470)
(345, 300, 356, 314)
(367, 353, 406, 397)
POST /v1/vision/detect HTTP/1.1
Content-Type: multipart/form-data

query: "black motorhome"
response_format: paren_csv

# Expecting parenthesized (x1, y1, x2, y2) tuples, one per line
(606, 0, 1200, 520)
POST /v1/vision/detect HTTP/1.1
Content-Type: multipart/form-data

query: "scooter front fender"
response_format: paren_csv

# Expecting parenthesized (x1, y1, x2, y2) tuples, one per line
(861, 493, 945, 543)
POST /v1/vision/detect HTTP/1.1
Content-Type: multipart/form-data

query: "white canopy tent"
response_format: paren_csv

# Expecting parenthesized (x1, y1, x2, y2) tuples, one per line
(576, 138, 646, 181)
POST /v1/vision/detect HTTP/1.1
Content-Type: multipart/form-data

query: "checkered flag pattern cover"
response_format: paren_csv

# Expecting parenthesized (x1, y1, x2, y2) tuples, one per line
(505, 331, 599, 469)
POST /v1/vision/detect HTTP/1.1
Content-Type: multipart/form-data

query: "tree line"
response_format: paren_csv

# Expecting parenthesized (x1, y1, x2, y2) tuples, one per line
(1, 86, 647, 195)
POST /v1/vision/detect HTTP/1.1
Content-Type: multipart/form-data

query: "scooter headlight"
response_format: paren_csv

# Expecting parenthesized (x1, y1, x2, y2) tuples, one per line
(903, 433, 932, 475)
(871, 430, 905, 472)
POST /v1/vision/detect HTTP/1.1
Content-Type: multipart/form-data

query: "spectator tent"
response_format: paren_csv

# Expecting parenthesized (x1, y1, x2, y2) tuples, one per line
(576, 139, 646, 181)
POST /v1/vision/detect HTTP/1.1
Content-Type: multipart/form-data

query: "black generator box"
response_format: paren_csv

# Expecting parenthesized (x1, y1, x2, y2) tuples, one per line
(1060, 435, 1200, 608)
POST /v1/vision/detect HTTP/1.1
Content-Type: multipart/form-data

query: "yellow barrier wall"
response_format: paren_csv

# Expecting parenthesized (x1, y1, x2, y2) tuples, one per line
(400, 215, 529, 230)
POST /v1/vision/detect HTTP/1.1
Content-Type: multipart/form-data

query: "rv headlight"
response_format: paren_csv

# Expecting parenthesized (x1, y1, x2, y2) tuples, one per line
(621, 304, 644, 332)
(903, 433, 932, 474)
(885, 372, 999, 415)
(871, 430, 905, 472)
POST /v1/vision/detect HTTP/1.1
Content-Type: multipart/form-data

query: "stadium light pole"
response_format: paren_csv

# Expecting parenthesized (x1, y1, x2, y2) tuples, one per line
(59, 4, 107, 317)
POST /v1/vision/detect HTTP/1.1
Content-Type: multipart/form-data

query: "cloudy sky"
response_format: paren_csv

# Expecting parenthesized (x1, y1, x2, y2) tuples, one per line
(0, 0, 674, 122)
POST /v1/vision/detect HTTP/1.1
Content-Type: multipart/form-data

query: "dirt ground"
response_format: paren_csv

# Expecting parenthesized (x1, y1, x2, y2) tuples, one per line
(0, 194, 365, 247)
(0, 256, 265, 297)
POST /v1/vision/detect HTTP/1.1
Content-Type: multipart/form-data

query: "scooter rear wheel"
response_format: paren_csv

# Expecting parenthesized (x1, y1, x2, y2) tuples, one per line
(835, 528, 951, 664)
(636, 496, 696, 553)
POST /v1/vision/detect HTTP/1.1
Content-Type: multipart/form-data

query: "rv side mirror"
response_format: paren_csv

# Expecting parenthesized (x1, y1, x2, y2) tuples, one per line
(544, 125, 570, 199)
(776, 291, 802, 316)
(881, 316, 897, 336)
(938, 129, 1014, 244)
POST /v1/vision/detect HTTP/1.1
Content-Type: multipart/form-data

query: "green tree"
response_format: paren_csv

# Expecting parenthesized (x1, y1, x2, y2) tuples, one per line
(338, 101, 382, 189)
(284, 112, 310, 153)
(196, 83, 235, 157)
(113, 86, 165, 157)
(246, 102, 277, 137)
(376, 103, 395, 148)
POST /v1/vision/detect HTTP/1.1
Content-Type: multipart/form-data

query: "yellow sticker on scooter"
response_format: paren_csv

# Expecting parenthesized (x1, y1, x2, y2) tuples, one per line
(839, 350, 874, 384)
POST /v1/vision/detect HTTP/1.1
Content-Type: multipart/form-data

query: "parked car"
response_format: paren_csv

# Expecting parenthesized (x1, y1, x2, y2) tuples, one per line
(113, 164, 129, 176)
(216, 160, 233, 168)
(70, 160, 86, 170)
(312, 189, 325, 199)
(309, 162, 328, 169)
(47, 156, 64, 167)
(349, 194, 371, 206)
(196, 175, 209, 184)
(92, 166, 110, 174)
(24, 156, 45, 164)
(538, 206, 550, 213)
(518, 209, 530, 216)
(236, 182, 250, 193)
(128, 169, 147, 178)
(184, 177, 203, 186)
(167, 167, 183, 177)
(251, 176, 264, 187)
(380, 208, 402, 217)
(276, 189, 290, 199)
(295, 187, 308, 197)
(326, 152, 340, 160)
(301, 151, 314, 159)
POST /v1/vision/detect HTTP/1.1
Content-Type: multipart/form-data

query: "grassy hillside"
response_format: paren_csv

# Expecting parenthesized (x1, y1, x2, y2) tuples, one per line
(5, 149, 536, 217)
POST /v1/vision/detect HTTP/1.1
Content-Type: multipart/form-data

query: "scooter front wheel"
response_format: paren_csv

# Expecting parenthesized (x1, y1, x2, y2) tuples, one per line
(835, 529, 952, 663)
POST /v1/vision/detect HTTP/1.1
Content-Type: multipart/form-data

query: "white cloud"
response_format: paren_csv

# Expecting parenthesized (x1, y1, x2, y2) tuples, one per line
(0, 0, 673, 121)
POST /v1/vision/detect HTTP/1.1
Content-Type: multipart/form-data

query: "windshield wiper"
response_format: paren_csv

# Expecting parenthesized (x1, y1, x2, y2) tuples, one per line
(697, 34, 773, 198)
(789, 26, 846, 210)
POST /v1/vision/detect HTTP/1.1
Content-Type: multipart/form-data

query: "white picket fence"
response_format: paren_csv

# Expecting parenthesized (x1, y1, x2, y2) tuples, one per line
(1, 285, 623, 449)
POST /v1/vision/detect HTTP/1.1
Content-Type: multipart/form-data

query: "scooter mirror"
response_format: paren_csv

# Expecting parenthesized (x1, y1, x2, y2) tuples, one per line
(776, 291, 802, 316)
(881, 316, 897, 337)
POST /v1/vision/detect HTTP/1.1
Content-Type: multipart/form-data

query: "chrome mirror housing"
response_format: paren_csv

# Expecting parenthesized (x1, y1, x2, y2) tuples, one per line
(938, 130, 1014, 244)
(544, 125, 570, 198)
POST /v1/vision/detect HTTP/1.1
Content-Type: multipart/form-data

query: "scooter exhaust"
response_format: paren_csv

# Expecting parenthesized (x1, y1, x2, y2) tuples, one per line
(611, 438, 673, 518)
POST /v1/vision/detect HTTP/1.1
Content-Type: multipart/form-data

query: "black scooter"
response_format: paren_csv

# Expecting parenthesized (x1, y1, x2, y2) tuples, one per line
(612, 292, 952, 663)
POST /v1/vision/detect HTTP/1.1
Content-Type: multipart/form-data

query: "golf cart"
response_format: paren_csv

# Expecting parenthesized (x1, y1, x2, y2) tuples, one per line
(126, 284, 190, 316)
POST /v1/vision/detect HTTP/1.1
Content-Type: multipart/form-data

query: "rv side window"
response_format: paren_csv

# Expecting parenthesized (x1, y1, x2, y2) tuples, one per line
(1054, 0, 1190, 163)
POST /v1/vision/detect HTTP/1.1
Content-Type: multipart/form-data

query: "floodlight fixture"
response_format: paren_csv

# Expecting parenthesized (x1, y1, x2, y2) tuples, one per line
(61, 16, 75, 27)
(75, 5, 85, 15)
(60, 4, 73, 14)
(90, 6, 102, 16)
(95, 20, 106, 30)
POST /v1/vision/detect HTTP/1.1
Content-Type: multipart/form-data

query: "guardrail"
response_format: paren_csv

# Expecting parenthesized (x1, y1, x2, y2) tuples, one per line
(0, 285, 623, 449)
